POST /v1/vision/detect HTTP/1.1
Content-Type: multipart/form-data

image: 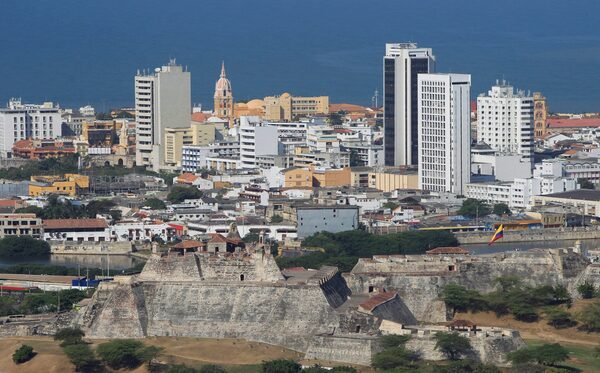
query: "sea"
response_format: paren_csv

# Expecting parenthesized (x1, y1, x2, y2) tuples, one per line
(1, 0, 599, 113)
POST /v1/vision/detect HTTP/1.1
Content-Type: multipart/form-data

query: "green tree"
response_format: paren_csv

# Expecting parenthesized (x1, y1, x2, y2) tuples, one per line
(493, 276, 522, 292)
(54, 327, 86, 347)
(167, 185, 203, 203)
(12, 344, 35, 364)
(270, 214, 283, 223)
(434, 332, 472, 360)
(302, 366, 328, 373)
(144, 197, 167, 210)
(261, 359, 302, 373)
(96, 339, 161, 369)
(328, 112, 343, 126)
(508, 343, 569, 366)
(379, 334, 410, 349)
(492, 203, 511, 216)
(440, 284, 486, 312)
(576, 301, 600, 332)
(243, 232, 260, 243)
(371, 346, 419, 369)
(0, 236, 50, 258)
(458, 199, 491, 219)
(577, 282, 596, 299)
(199, 365, 227, 373)
(0, 296, 16, 316)
(383, 201, 400, 210)
(579, 178, 595, 189)
(63, 343, 98, 371)
(544, 307, 576, 329)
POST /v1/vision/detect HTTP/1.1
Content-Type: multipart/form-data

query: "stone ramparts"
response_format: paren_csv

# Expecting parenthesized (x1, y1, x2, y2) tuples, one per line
(50, 241, 132, 255)
(455, 226, 600, 244)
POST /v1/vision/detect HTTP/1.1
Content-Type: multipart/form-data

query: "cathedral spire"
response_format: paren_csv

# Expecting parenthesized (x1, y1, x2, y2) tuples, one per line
(220, 61, 226, 78)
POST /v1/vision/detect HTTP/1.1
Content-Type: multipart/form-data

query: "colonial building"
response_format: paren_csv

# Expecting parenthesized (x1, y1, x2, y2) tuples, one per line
(213, 62, 233, 124)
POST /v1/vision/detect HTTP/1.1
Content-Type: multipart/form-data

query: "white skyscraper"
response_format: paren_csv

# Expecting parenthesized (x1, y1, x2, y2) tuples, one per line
(135, 60, 191, 170)
(0, 99, 62, 157)
(418, 73, 471, 194)
(476, 82, 534, 161)
(239, 116, 279, 168)
(384, 43, 435, 166)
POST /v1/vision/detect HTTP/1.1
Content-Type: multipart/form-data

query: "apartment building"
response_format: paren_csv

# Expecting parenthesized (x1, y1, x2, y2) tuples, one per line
(0, 213, 43, 239)
(263, 93, 329, 121)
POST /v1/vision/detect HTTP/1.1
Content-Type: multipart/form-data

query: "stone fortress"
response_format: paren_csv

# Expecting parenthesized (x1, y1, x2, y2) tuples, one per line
(68, 228, 600, 366)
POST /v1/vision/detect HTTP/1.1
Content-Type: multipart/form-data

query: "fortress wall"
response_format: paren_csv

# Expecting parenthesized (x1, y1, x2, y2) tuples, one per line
(138, 254, 202, 282)
(305, 335, 381, 366)
(320, 271, 352, 308)
(197, 252, 284, 282)
(455, 226, 600, 244)
(84, 282, 146, 339)
(370, 296, 418, 325)
(140, 282, 341, 352)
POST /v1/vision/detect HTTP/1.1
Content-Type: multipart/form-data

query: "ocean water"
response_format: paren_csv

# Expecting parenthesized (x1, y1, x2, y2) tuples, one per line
(1, 0, 599, 112)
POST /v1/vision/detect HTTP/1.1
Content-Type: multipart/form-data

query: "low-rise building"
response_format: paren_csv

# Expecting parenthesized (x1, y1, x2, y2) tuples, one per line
(0, 213, 43, 238)
(532, 190, 600, 217)
(263, 93, 329, 121)
(29, 174, 89, 197)
(12, 139, 77, 159)
(43, 218, 110, 242)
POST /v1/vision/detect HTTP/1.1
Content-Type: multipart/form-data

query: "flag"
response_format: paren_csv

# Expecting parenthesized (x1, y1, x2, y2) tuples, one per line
(488, 224, 504, 245)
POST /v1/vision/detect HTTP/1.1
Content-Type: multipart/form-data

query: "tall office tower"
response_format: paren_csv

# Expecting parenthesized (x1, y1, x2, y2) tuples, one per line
(239, 116, 279, 168)
(0, 99, 62, 158)
(418, 73, 471, 195)
(476, 81, 534, 161)
(383, 43, 435, 166)
(135, 59, 191, 170)
(533, 92, 548, 140)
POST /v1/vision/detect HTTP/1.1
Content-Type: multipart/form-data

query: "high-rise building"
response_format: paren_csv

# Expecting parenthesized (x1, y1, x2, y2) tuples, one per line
(418, 73, 471, 194)
(533, 92, 548, 140)
(476, 82, 534, 161)
(0, 99, 62, 158)
(383, 43, 435, 166)
(239, 116, 280, 168)
(213, 62, 233, 124)
(135, 60, 191, 170)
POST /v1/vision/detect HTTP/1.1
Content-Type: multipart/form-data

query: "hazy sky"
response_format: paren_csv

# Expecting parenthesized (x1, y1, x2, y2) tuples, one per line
(1, 0, 599, 112)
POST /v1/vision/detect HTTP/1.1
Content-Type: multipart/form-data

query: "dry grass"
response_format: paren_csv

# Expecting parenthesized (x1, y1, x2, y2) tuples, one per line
(0, 336, 73, 373)
(454, 299, 600, 347)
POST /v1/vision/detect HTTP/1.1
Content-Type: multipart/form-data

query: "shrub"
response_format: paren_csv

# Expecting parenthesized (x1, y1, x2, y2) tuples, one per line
(12, 344, 35, 364)
(371, 346, 419, 369)
(577, 282, 596, 299)
(545, 308, 576, 329)
(576, 301, 600, 332)
(330, 367, 358, 373)
(434, 332, 472, 360)
(55, 327, 85, 341)
(0, 236, 50, 258)
(167, 185, 203, 203)
(302, 366, 328, 373)
(199, 365, 227, 373)
(63, 343, 98, 372)
(441, 284, 486, 313)
(96, 339, 161, 369)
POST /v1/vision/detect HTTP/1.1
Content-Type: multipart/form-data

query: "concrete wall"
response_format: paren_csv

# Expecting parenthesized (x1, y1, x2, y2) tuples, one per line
(305, 335, 381, 366)
(297, 207, 359, 238)
(50, 241, 132, 255)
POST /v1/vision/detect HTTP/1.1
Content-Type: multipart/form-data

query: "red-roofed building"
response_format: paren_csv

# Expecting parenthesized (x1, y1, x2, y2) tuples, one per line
(43, 218, 110, 242)
(12, 139, 77, 160)
(547, 118, 600, 129)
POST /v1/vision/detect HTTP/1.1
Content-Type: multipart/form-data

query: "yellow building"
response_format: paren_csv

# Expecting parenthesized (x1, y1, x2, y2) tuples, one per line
(533, 92, 548, 140)
(164, 122, 216, 167)
(264, 93, 329, 121)
(367, 168, 418, 192)
(234, 99, 265, 119)
(284, 167, 351, 188)
(29, 174, 89, 197)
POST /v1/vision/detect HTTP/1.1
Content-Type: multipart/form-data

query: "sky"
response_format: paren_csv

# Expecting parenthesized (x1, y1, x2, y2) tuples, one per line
(1, 0, 599, 112)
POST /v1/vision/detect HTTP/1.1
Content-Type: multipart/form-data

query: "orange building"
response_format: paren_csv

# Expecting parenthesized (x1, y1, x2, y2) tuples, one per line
(283, 167, 351, 188)
(12, 139, 76, 159)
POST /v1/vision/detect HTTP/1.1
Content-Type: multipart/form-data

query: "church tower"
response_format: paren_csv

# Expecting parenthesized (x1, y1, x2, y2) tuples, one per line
(213, 62, 233, 124)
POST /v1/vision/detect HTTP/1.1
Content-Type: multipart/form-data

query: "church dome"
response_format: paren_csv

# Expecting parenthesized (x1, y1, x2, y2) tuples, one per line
(214, 62, 232, 98)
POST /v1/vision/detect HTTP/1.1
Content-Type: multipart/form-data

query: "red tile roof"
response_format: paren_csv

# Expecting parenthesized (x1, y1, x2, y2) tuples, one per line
(172, 240, 204, 249)
(329, 103, 368, 113)
(176, 173, 199, 184)
(43, 218, 108, 229)
(547, 118, 600, 128)
(426, 247, 469, 255)
(359, 291, 397, 312)
(208, 233, 228, 243)
(191, 112, 211, 122)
